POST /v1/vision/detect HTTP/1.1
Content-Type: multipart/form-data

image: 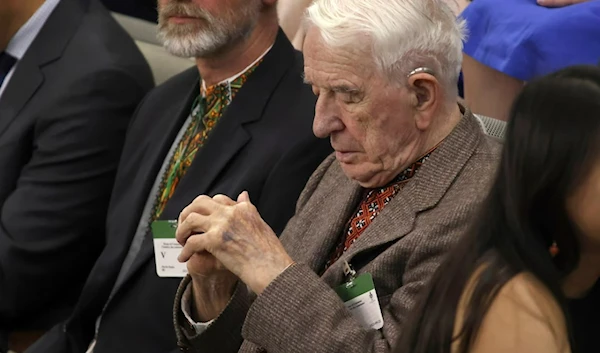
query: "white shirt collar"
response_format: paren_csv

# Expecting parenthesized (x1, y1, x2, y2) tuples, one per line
(201, 44, 273, 93)
(5, 0, 61, 60)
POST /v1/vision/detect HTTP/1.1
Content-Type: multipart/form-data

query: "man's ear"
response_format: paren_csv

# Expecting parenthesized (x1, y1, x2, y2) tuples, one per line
(408, 73, 441, 131)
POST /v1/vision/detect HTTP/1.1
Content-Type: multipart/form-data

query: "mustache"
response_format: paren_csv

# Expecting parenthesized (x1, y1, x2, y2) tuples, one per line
(159, 2, 210, 20)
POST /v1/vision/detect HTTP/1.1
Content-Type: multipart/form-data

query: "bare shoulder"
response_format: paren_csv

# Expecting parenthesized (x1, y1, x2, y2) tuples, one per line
(498, 273, 563, 320)
(469, 273, 570, 353)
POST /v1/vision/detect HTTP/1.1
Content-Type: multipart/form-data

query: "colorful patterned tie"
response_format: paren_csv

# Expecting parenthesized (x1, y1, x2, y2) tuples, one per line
(324, 150, 435, 269)
(153, 61, 261, 219)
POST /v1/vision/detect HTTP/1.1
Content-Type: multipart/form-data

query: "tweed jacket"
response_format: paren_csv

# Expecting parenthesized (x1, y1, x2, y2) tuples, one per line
(174, 109, 502, 353)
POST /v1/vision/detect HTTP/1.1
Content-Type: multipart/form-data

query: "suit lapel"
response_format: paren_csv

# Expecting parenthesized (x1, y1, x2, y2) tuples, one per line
(107, 75, 199, 292)
(118, 74, 199, 243)
(322, 107, 483, 286)
(285, 163, 363, 276)
(0, 62, 43, 137)
(0, 0, 85, 138)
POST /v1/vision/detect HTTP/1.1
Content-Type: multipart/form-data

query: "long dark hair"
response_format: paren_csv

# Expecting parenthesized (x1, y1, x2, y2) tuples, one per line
(396, 65, 600, 353)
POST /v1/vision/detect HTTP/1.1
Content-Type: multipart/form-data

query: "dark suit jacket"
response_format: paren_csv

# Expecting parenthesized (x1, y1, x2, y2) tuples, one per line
(0, 0, 153, 337)
(26, 30, 332, 353)
(174, 110, 503, 353)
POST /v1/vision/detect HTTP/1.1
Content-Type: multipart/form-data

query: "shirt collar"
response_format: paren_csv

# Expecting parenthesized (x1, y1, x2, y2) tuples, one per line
(200, 44, 273, 92)
(384, 143, 441, 188)
(5, 0, 61, 60)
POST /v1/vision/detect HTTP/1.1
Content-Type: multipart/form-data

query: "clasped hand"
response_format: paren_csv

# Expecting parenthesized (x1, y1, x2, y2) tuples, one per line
(176, 192, 294, 295)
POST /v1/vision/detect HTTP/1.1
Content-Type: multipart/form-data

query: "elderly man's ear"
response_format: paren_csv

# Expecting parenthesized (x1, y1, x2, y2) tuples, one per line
(408, 73, 441, 131)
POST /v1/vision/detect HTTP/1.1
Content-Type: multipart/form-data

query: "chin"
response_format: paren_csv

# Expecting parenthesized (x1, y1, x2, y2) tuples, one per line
(344, 168, 397, 189)
(339, 164, 377, 188)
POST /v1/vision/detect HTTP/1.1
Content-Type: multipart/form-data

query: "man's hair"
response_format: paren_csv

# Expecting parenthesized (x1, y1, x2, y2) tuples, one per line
(306, 0, 467, 92)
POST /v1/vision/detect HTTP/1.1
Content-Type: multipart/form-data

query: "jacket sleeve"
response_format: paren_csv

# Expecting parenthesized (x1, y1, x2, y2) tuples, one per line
(173, 155, 336, 353)
(239, 207, 473, 353)
(0, 67, 150, 328)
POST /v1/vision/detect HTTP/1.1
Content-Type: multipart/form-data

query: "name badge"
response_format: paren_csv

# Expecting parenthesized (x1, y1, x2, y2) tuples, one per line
(151, 220, 188, 278)
(334, 266, 384, 330)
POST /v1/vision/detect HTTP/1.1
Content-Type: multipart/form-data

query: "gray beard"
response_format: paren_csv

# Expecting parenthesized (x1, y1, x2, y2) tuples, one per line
(157, 7, 259, 58)
(158, 25, 231, 58)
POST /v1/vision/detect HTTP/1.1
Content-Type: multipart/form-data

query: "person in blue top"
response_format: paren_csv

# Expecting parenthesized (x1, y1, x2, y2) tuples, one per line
(460, 0, 599, 121)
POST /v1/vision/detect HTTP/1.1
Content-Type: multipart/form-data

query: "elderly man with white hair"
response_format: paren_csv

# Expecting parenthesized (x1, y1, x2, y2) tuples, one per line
(173, 0, 502, 352)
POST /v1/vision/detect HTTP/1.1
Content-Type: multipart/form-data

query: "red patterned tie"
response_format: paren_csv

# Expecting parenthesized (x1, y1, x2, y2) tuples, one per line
(325, 183, 406, 268)
(324, 147, 437, 270)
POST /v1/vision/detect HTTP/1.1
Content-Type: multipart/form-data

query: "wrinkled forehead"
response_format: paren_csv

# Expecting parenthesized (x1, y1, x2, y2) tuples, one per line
(303, 27, 376, 88)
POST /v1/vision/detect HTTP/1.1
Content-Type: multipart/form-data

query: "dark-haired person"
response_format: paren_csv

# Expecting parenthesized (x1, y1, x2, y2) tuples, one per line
(395, 65, 600, 353)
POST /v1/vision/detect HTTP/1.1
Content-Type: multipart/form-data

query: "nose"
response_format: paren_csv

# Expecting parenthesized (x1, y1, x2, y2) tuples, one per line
(313, 94, 344, 138)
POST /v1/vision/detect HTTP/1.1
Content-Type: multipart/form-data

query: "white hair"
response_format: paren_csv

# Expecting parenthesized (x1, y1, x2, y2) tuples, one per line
(306, 0, 467, 91)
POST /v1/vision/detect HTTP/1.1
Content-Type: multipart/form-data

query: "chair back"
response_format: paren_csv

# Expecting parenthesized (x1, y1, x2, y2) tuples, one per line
(112, 13, 195, 85)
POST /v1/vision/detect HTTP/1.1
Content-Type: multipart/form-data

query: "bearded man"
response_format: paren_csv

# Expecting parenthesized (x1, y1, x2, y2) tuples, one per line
(25, 1, 332, 353)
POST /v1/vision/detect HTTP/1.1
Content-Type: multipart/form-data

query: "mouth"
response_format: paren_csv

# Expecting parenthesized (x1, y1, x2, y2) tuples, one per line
(335, 151, 356, 163)
(168, 15, 202, 24)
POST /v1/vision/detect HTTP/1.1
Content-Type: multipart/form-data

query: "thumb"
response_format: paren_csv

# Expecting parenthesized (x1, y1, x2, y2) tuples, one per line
(237, 191, 250, 203)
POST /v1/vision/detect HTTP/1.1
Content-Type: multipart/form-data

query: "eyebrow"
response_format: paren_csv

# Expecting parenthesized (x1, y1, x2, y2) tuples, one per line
(331, 85, 360, 94)
(302, 72, 360, 94)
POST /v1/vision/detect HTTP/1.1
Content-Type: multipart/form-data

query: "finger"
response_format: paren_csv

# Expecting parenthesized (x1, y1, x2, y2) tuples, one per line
(179, 195, 221, 224)
(212, 194, 237, 206)
(178, 232, 210, 263)
(176, 212, 209, 246)
(237, 191, 251, 203)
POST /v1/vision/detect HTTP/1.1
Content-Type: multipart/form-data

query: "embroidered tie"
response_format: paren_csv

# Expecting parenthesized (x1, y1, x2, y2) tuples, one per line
(0, 52, 17, 88)
(153, 61, 261, 219)
(325, 150, 435, 269)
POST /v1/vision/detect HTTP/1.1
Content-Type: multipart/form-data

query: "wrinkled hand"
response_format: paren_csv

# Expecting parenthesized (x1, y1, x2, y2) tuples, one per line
(537, 0, 588, 7)
(179, 194, 237, 281)
(176, 191, 294, 294)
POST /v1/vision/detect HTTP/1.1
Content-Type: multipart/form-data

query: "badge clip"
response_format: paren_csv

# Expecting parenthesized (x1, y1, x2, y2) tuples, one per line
(343, 260, 357, 288)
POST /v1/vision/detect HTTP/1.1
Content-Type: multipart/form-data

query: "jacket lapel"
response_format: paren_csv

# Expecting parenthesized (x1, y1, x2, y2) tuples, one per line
(0, 62, 43, 137)
(0, 0, 85, 138)
(321, 108, 483, 286)
(285, 162, 363, 276)
(104, 74, 199, 294)
(116, 73, 199, 247)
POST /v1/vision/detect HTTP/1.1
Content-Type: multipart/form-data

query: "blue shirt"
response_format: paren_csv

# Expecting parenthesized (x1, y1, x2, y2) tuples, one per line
(0, 0, 61, 98)
(461, 0, 600, 81)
